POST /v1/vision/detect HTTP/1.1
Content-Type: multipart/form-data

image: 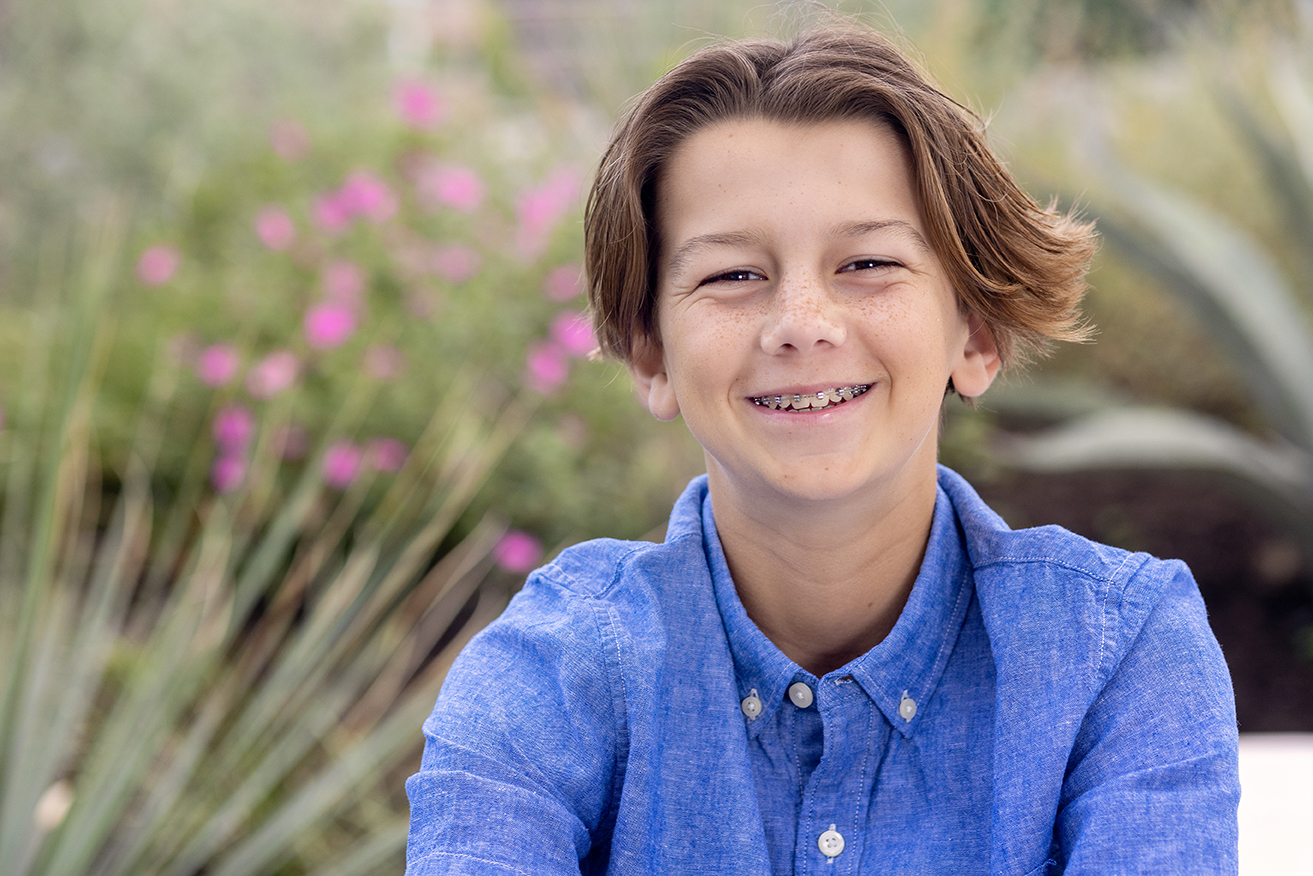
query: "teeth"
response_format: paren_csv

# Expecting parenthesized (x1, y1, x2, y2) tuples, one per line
(751, 384, 870, 411)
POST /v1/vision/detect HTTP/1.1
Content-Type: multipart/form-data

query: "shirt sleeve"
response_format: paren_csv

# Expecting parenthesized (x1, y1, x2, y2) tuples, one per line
(1055, 559, 1240, 874)
(404, 571, 625, 875)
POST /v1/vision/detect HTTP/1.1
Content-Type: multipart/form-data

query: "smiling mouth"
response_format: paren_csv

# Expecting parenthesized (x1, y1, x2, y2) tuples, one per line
(750, 384, 871, 411)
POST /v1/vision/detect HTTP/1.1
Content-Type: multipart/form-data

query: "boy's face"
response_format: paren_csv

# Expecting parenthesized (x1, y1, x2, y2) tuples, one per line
(629, 117, 999, 509)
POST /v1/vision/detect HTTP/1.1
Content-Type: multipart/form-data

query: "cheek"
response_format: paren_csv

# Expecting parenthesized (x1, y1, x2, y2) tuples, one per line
(665, 303, 760, 379)
(854, 295, 959, 386)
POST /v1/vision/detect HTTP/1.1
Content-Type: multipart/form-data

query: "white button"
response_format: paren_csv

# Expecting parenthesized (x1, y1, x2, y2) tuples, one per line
(818, 825, 845, 857)
(899, 692, 917, 721)
(741, 690, 762, 719)
(788, 682, 814, 709)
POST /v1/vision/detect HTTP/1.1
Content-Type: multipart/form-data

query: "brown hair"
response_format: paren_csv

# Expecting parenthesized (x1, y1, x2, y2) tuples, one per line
(584, 26, 1095, 369)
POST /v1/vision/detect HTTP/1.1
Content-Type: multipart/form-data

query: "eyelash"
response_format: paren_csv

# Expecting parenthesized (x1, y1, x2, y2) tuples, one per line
(700, 269, 764, 286)
(840, 258, 900, 272)
(698, 258, 901, 287)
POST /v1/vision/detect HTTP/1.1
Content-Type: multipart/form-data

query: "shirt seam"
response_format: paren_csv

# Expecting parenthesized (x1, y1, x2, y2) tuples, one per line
(971, 553, 1143, 583)
(849, 702, 876, 871)
(595, 598, 631, 843)
(1099, 553, 1151, 688)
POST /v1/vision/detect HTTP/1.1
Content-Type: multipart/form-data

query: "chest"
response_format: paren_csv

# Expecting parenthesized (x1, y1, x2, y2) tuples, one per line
(603, 608, 1003, 875)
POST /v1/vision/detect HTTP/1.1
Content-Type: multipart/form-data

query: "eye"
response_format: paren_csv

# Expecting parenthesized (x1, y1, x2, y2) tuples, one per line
(700, 268, 766, 286)
(838, 257, 901, 273)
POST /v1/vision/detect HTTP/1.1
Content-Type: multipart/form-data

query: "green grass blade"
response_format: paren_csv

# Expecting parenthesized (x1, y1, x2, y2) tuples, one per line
(207, 592, 507, 876)
(310, 818, 409, 876)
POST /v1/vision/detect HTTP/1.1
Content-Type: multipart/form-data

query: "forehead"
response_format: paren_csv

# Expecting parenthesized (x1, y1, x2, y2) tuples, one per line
(654, 117, 928, 269)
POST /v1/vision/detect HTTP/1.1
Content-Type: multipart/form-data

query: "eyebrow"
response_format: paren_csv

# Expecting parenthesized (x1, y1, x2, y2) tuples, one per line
(664, 230, 768, 281)
(828, 219, 933, 256)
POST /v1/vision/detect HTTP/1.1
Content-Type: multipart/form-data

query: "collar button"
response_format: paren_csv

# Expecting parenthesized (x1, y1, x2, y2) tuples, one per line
(787, 681, 814, 709)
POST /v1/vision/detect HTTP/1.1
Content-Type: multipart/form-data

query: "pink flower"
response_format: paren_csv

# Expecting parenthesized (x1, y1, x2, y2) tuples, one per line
(432, 245, 480, 283)
(544, 264, 582, 301)
(314, 191, 352, 234)
(321, 441, 362, 489)
(364, 344, 406, 380)
(255, 206, 296, 251)
(367, 436, 409, 472)
(314, 172, 396, 233)
(321, 260, 366, 306)
(494, 530, 543, 574)
(210, 455, 247, 493)
(212, 404, 256, 453)
(551, 311, 596, 358)
(339, 171, 397, 223)
(196, 343, 240, 386)
(246, 350, 299, 399)
(304, 302, 357, 350)
(394, 80, 446, 129)
(136, 244, 180, 286)
(515, 168, 579, 259)
(524, 340, 569, 395)
(270, 119, 310, 160)
(417, 163, 483, 213)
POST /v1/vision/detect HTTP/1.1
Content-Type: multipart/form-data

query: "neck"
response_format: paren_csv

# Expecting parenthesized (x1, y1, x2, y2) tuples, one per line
(708, 461, 938, 677)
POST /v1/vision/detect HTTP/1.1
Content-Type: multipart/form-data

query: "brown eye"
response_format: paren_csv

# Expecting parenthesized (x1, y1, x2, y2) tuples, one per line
(702, 268, 765, 286)
(839, 258, 899, 273)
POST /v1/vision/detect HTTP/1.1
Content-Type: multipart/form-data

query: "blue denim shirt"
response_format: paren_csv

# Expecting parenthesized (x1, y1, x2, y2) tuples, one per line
(406, 467, 1239, 874)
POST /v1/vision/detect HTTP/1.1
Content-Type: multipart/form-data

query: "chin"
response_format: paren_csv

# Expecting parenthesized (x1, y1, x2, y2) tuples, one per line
(751, 464, 881, 506)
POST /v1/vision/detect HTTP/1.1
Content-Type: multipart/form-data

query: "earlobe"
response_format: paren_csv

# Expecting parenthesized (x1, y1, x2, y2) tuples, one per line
(628, 336, 680, 422)
(950, 312, 1001, 399)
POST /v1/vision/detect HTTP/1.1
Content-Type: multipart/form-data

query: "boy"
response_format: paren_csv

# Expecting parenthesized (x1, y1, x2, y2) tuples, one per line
(406, 25, 1238, 875)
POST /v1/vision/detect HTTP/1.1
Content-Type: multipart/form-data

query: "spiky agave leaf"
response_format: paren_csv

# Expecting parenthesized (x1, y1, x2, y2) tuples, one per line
(0, 218, 529, 876)
(990, 32, 1313, 599)
(1092, 163, 1313, 456)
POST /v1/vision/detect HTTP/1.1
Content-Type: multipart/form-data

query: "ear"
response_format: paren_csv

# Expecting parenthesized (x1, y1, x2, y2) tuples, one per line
(627, 335, 681, 422)
(949, 311, 1001, 399)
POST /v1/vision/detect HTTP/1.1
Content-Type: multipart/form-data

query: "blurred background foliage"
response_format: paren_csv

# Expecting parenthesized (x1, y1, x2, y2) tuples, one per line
(2, 0, 1312, 872)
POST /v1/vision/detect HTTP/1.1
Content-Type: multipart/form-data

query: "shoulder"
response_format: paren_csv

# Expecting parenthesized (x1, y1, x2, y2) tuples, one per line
(939, 464, 1185, 593)
(936, 465, 1206, 684)
(530, 532, 704, 601)
(522, 473, 714, 604)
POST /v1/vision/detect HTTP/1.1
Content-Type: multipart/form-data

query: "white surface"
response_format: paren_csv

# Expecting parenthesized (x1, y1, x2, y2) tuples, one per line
(1239, 733, 1313, 874)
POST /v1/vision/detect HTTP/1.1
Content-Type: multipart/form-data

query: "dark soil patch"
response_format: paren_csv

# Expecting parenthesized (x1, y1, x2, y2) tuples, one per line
(971, 469, 1313, 731)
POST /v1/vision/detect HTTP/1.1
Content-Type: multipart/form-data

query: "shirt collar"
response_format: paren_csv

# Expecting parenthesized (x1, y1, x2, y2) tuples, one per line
(703, 471, 974, 739)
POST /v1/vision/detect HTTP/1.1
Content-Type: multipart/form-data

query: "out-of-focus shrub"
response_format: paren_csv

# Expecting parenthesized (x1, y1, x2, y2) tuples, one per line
(992, 7, 1313, 593)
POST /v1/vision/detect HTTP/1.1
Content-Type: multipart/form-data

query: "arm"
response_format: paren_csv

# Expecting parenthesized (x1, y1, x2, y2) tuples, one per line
(405, 572, 625, 875)
(1056, 561, 1240, 874)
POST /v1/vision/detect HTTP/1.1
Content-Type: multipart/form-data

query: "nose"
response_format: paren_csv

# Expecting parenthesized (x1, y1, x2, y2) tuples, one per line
(759, 270, 846, 354)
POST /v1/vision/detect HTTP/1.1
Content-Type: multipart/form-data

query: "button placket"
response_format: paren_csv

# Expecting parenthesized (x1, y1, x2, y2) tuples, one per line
(790, 683, 877, 875)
